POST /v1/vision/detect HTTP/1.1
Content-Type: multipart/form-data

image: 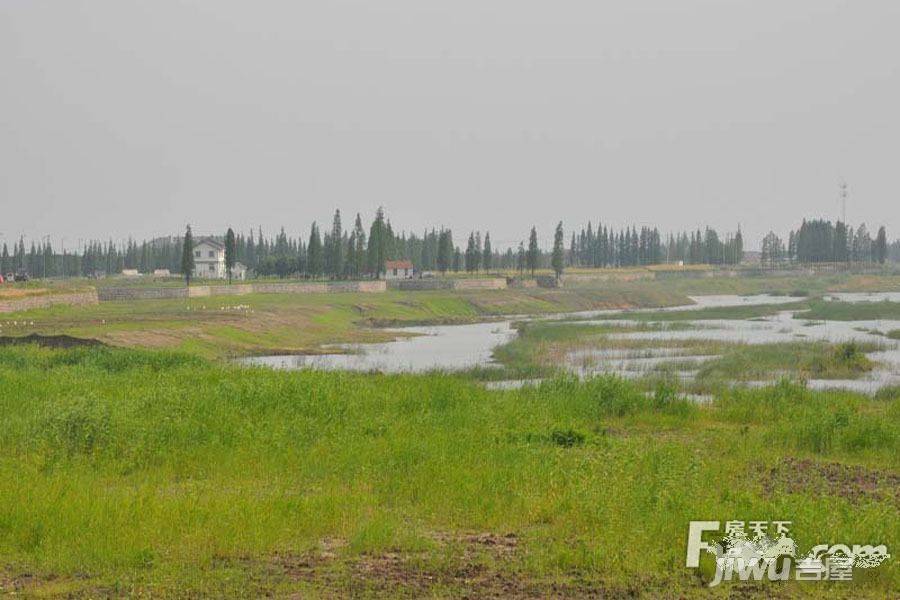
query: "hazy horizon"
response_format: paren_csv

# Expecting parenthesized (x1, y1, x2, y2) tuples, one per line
(2, 1, 899, 251)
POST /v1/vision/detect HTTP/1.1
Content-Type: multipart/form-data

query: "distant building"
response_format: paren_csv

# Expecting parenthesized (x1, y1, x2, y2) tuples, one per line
(193, 238, 227, 279)
(192, 238, 246, 280)
(232, 262, 248, 281)
(121, 269, 141, 277)
(153, 268, 172, 277)
(385, 260, 414, 279)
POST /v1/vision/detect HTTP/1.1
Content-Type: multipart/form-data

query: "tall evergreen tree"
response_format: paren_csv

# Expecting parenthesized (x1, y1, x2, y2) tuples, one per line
(465, 232, 477, 272)
(224, 227, 236, 283)
(874, 226, 888, 264)
(437, 229, 453, 273)
(353, 214, 366, 278)
(551, 222, 565, 280)
(0, 243, 9, 276)
(181, 225, 195, 286)
(482, 232, 492, 271)
(307, 222, 323, 278)
(330, 209, 344, 279)
(366, 208, 387, 278)
(527, 226, 539, 275)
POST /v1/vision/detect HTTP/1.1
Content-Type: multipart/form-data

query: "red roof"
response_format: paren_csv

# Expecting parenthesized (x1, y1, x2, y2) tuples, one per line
(385, 260, 413, 269)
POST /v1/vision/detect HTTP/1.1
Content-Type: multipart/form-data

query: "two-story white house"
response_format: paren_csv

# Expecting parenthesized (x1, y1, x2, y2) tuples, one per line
(194, 238, 226, 278)
(193, 238, 247, 280)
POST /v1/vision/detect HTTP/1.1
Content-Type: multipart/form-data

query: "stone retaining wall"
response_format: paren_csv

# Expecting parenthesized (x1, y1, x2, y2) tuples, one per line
(535, 276, 560, 288)
(386, 278, 507, 291)
(386, 279, 454, 291)
(0, 291, 99, 314)
(506, 277, 538, 288)
(97, 287, 188, 301)
(561, 271, 656, 284)
(98, 280, 389, 302)
(203, 284, 255, 296)
(452, 278, 507, 290)
(319, 281, 386, 294)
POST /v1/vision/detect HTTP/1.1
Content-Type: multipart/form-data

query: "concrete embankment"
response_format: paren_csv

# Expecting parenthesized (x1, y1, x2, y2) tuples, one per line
(97, 280, 389, 301)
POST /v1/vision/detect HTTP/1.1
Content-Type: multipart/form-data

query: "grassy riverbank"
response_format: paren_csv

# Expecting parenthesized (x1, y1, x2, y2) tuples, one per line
(1, 272, 898, 359)
(796, 299, 900, 321)
(0, 345, 897, 597)
(0, 287, 690, 358)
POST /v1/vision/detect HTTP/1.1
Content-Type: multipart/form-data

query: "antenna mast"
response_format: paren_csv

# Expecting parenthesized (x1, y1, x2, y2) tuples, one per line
(839, 180, 848, 223)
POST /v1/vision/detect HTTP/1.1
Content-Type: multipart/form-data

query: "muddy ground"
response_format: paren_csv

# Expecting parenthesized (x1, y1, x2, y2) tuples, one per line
(0, 333, 105, 349)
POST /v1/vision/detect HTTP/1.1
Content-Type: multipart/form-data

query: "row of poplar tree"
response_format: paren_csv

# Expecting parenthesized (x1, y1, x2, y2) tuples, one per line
(1, 209, 893, 279)
(566, 223, 745, 267)
(758, 220, 891, 268)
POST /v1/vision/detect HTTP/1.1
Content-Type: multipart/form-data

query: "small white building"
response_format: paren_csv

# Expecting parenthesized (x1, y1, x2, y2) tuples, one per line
(192, 238, 247, 280)
(153, 268, 172, 278)
(385, 260, 414, 279)
(121, 269, 141, 278)
(232, 261, 248, 281)
(194, 238, 227, 279)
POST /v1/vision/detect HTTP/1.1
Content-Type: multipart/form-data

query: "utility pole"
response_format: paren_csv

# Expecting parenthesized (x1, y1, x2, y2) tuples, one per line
(839, 180, 848, 223)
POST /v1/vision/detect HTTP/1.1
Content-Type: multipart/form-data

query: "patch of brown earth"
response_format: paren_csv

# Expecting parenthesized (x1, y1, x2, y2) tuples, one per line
(217, 532, 656, 598)
(0, 569, 108, 598)
(764, 458, 900, 506)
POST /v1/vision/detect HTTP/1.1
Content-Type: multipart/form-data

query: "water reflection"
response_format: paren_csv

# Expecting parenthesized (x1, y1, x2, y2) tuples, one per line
(240, 292, 900, 392)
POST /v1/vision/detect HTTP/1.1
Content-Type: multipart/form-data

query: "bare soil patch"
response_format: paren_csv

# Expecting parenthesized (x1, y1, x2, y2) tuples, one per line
(213, 532, 659, 598)
(764, 457, 900, 506)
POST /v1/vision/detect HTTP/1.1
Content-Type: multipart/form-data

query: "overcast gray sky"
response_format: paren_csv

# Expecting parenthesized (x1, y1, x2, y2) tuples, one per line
(2, 0, 898, 250)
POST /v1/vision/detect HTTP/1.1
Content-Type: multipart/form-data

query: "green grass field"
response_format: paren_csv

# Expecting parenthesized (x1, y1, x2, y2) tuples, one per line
(0, 346, 897, 597)
(797, 299, 900, 321)
(2, 271, 899, 597)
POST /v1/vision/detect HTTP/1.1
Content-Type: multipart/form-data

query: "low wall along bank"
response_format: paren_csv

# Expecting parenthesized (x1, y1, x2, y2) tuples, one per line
(97, 278, 509, 301)
(98, 280, 391, 302)
(386, 278, 507, 291)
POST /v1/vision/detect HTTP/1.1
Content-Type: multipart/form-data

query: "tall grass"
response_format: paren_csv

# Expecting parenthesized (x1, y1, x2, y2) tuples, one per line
(696, 341, 877, 381)
(0, 346, 896, 596)
(797, 299, 900, 321)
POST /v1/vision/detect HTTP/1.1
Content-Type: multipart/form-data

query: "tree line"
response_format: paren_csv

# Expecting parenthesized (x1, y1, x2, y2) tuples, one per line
(758, 220, 889, 268)
(1, 210, 893, 280)
(565, 222, 744, 267)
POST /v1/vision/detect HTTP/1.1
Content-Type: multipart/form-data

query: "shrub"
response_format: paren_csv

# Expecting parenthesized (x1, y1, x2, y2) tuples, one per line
(550, 429, 586, 447)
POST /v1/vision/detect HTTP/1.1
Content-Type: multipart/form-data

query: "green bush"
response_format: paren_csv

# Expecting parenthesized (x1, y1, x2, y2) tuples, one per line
(550, 429, 586, 447)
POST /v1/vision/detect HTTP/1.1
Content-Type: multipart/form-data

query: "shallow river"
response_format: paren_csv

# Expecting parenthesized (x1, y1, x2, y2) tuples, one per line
(239, 292, 900, 392)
